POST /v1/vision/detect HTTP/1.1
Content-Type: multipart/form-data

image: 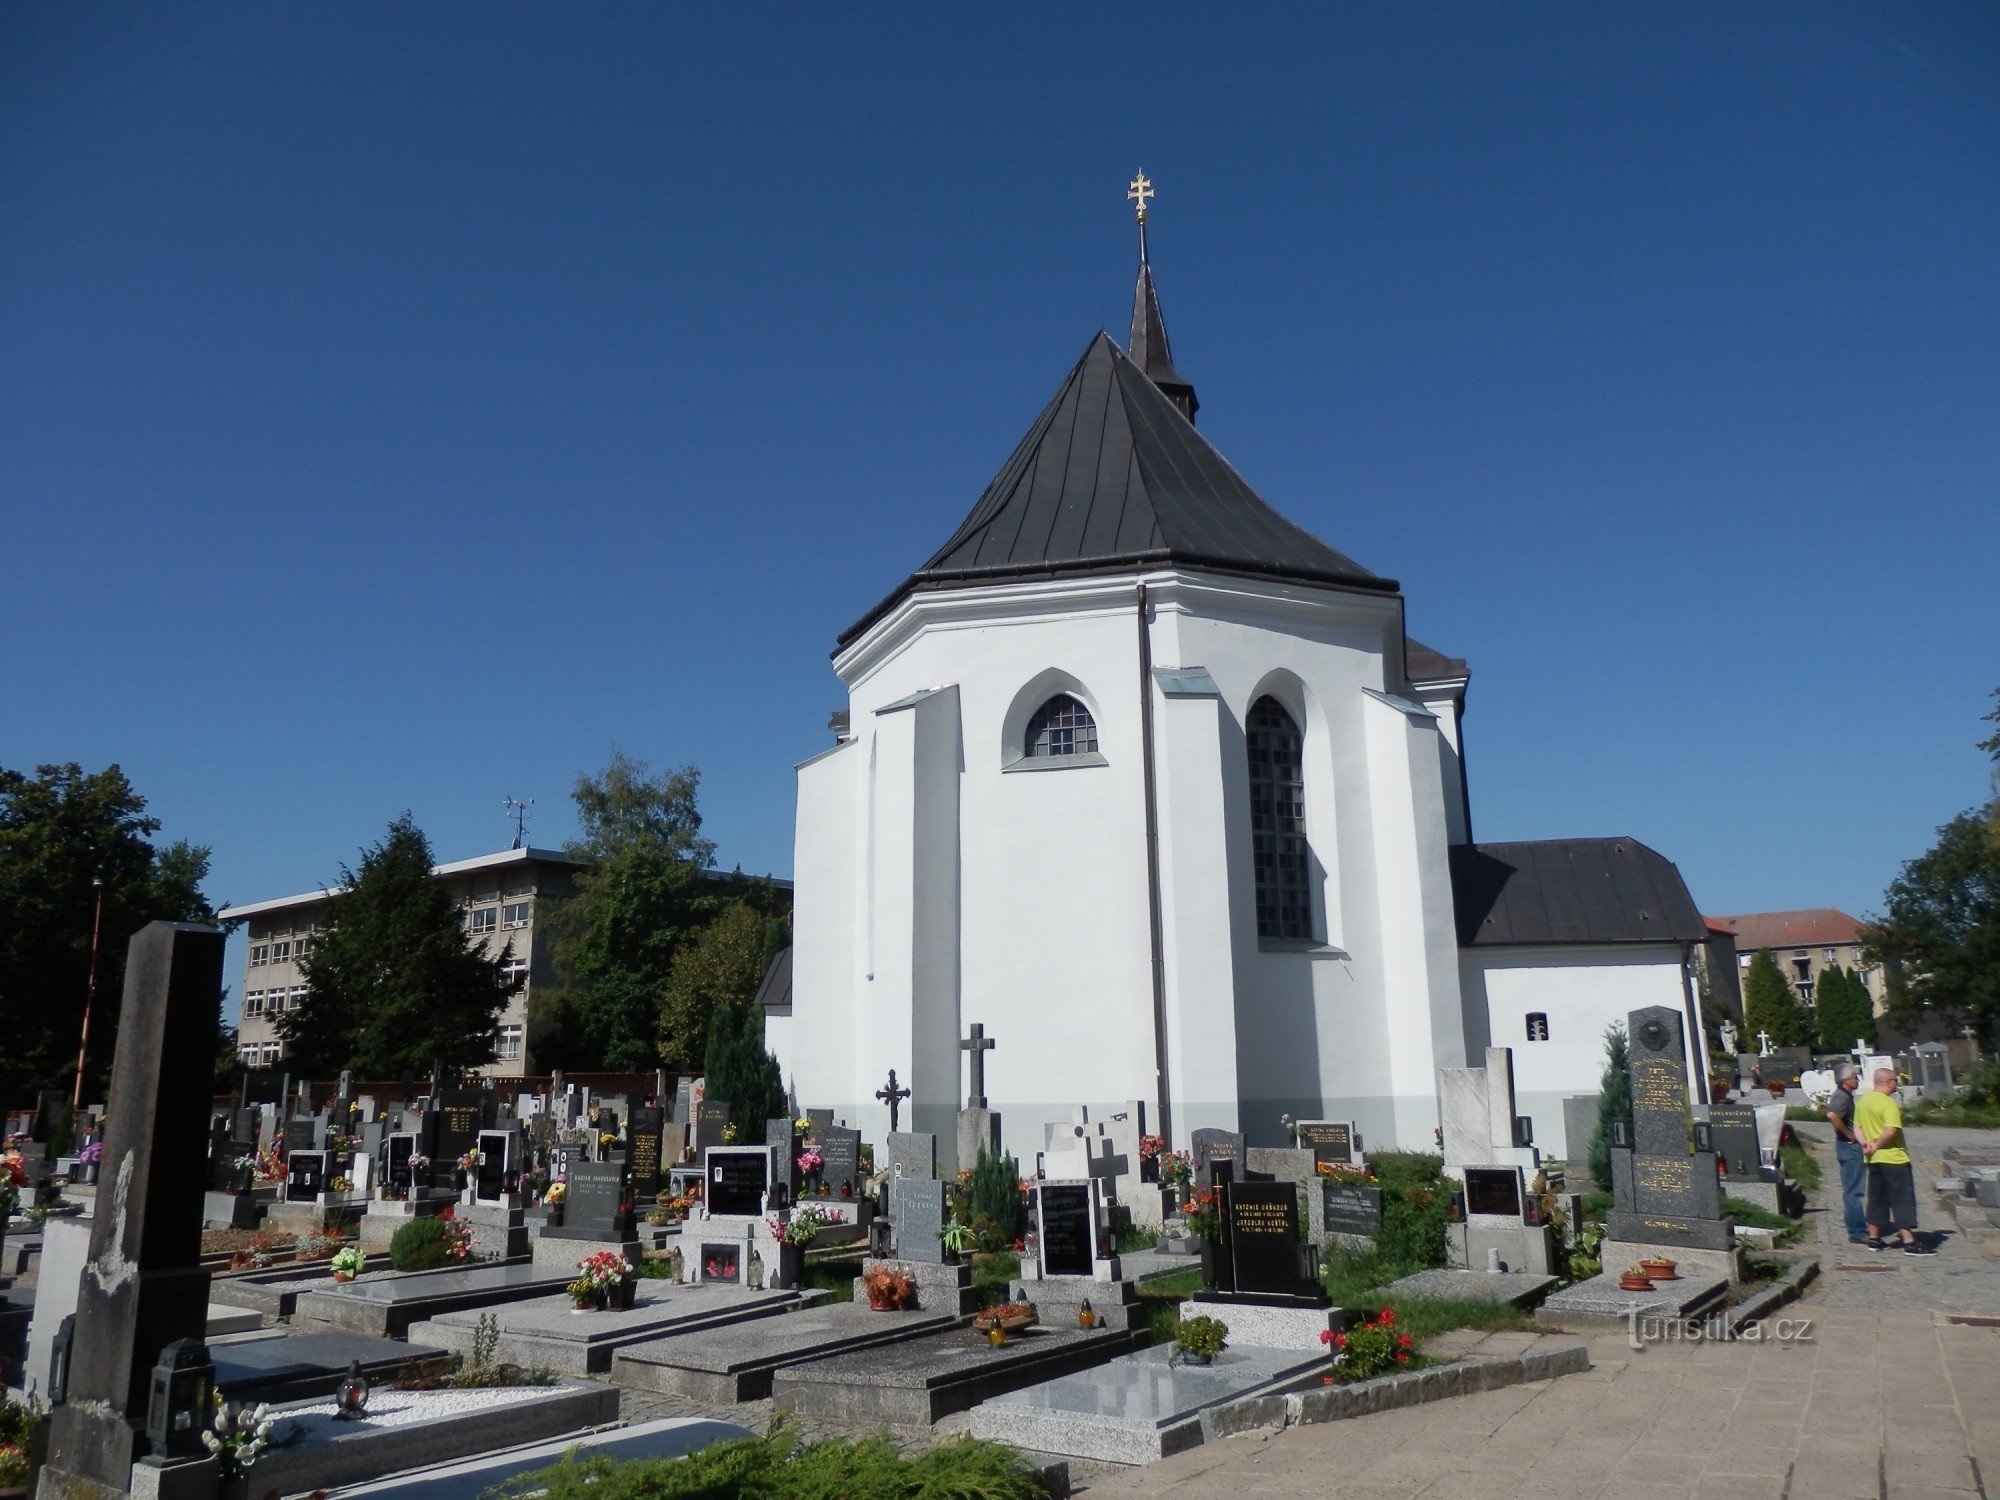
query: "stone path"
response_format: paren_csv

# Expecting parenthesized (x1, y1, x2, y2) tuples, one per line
(1792, 1122, 2000, 1314)
(1074, 1307, 2000, 1498)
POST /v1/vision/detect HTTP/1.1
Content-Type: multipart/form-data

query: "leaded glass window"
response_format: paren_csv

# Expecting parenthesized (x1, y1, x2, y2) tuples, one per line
(1247, 696, 1310, 940)
(1025, 694, 1098, 758)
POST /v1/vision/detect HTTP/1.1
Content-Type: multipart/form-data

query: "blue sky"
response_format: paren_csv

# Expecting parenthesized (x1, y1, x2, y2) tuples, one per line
(4, 5, 1996, 946)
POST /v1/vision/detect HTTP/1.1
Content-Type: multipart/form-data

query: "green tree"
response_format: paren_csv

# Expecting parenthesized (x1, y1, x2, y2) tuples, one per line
(1586, 1023, 1632, 1193)
(1862, 808, 2000, 1045)
(1742, 948, 1807, 1048)
(969, 1144, 1025, 1246)
(702, 992, 783, 1129)
(533, 753, 718, 1070)
(0, 762, 212, 1104)
(1813, 964, 1876, 1053)
(281, 815, 520, 1078)
(659, 903, 771, 1071)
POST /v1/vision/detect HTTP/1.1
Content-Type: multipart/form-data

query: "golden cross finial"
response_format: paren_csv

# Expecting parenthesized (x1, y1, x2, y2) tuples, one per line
(1127, 171, 1154, 225)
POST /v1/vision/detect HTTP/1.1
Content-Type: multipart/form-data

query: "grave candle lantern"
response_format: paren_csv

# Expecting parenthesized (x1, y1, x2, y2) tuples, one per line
(144, 1339, 215, 1459)
(334, 1358, 369, 1420)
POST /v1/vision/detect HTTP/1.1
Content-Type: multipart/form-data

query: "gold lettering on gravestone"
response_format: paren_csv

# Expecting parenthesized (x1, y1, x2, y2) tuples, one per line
(1642, 1218, 1691, 1233)
(1632, 1057, 1683, 1113)
(1635, 1157, 1691, 1195)
(1232, 1201, 1291, 1237)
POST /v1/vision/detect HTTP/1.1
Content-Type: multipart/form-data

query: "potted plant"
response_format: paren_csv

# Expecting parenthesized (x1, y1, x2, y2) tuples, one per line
(765, 1203, 844, 1288)
(329, 1246, 366, 1283)
(1618, 1265, 1655, 1291)
(973, 1300, 1039, 1336)
(861, 1263, 916, 1311)
(199, 1400, 273, 1500)
(1138, 1134, 1166, 1183)
(1319, 1309, 1413, 1383)
(1173, 1314, 1229, 1367)
(1180, 1189, 1222, 1286)
(938, 1219, 973, 1262)
(795, 1142, 824, 1197)
(567, 1249, 633, 1311)
(77, 1140, 103, 1186)
(1639, 1256, 1679, 1281)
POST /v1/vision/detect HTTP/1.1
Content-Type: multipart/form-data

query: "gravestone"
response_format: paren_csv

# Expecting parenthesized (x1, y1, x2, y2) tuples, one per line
(671, 1078, 695, 1125)
(817, 1125, 862, 1200)
(1438, 1047, 1550, 1274)
(241, 1066, 288, 1107)
(1221, 1180, 1316, 1299)
(287, 1150, 329, 1203)
(434, 1087, 486, 1167)
(475, 1129, 512, 1202)
(1464, 1166, 1523, 1217)
(1320, 1180, 1383, 1237)
(764, 1117, 797, 1205)
(892, 1177, 948, 1264)
(558, 1162, 632, 1242)
(1561, 1095, 1601, 1188)
(693, 1100, 730, 1155)
(888, 1131, 938, 1184)
(1294, 1120, 1361, 1167)
(628, 1104, 665, 1203)
(705, 1147, 771, 1217)
(1607, 1006, 1732, 1251)
(208, 1117, 235, 1192)
(1706, 1103, 1768, 1183)
(284, 1116, 318, 1154)
(385, 1133, 416, 1195)
(1034, 1182, 1097, 1277)
(806, 1107, 834, 1133)
(1190, 1127, 1244, 1189)
(41, 922, 223, 1498)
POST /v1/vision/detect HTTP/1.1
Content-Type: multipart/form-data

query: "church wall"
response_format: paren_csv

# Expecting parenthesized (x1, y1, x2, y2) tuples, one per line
(787, 737, 861, 1127)
(1460, 944, 1692, 1159)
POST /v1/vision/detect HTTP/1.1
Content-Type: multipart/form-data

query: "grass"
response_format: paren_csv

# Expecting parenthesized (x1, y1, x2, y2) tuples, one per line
(1781, 1139, 1821, 1193)
(1784, 1106, 1826, 1123)
(800, 1258, 856, 1303)
(1321, 1247, 1536, 1342)
(1906, 1099, 2000, 1129)
(1722, 1196, 1804, 1246)
(1134, 1266, 1201, 1343)
(969, 1250, 1020, 1309)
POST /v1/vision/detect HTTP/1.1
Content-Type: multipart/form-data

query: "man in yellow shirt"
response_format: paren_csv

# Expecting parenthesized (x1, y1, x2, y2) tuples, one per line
(1856, 1068, 1931, 1254)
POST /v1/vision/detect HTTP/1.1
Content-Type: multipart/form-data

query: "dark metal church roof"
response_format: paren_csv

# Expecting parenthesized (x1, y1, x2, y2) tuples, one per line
(839, 332, 1398, 647)
(1450, 837, 1708, 949)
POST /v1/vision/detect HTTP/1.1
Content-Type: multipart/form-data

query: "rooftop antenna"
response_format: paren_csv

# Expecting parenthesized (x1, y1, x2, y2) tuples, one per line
(503, 796, 533, 850)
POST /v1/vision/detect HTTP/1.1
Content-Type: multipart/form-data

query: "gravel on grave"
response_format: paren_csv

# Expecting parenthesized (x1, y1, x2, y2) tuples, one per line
(267, 1385, 566, 1444)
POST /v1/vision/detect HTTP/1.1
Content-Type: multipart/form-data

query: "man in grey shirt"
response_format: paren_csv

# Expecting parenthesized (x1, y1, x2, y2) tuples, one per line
(1826, 1065, 1868, 1243)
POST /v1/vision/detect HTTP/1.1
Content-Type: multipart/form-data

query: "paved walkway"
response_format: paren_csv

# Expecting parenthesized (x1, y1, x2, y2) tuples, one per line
(1076, 1308, 1999, 1498)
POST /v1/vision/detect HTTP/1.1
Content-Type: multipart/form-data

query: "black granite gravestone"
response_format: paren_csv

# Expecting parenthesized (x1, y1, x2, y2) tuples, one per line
(42, 923, 222, 1497)
(1320, 1182, 1383, 1236)
(1608, 1005, 1733, 1250)
(628, 1105, 665, 1202)
(287, 1151, 328, 1203)
(1221, 1181, 1303, 1296)
(1706, 1103, 1769, 1182)
(385, 1134, 415, 1195)
(693, 1100, 730, 1155)
(1464, 1166, 1523, 1218)
(284, 1117, 318, 1153)
(1036, 1183, 1095, 1277)
(1295, 1120, 1358, 1165)
(818, 1125, 862, 1199)
(556, 1161, 631, 1241)
(475, 1130, 510, 1201)
(433, 1087, 485, 1168)
(707, 1148, 769, 1216)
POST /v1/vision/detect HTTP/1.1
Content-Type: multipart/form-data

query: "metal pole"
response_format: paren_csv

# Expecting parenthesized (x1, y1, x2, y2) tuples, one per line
(1137, 583, 1173, 1146)
(71, 877, 105, 1111)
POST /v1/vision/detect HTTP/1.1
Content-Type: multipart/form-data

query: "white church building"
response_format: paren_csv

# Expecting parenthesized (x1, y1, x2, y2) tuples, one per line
(772, 216, 1711, 1163)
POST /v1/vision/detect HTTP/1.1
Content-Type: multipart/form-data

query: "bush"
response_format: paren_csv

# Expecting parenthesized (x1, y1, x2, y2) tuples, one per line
(1369, 1151, 1448, 1277)
(390, 1215, 452, 1271)
(969, 1146, 1024, 1248)
(1587, 1024, 1632, 1194)
(497, 1422, 1047, 1500)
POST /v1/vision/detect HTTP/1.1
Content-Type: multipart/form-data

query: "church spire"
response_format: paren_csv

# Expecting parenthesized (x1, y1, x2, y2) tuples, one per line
(1125, 171, 1198, 423)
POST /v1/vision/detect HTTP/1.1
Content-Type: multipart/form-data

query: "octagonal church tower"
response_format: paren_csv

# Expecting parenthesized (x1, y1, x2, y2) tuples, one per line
(781, 214, 1475, 1160)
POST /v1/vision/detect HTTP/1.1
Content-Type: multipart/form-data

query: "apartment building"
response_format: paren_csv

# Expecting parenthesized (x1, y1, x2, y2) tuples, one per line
(221, 846, 581, 1077)
(1706, 908, 1885, 1014)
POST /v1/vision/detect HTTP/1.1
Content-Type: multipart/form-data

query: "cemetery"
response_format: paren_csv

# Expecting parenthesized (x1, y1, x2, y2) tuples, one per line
(8, 916, 1991, 1500)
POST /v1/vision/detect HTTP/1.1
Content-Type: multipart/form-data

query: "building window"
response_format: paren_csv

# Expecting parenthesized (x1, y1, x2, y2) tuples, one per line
(249, 944, 269, 967)
(289, 985, 308, 1012)
(1526, 1012, 1550, 1042)
(1823, 947, 1836, 962)
(467, 907, 498, 935)
(294, 936, 311, 961)
(496, 1025, 524, 1061)
(1738, 953, 1752, 968)
(1795, 983, 1814, 1003)
(501, 955, 529, 985)
(244, 991, 265, 1017)
(503, 902, 531, 929)
(1025, 694, 1098, 758)
(270, 940, 291, 965)
(505, 881, 534, 898)
(1790, 952, 1811, 982)
(1247, 696, 1311, 941)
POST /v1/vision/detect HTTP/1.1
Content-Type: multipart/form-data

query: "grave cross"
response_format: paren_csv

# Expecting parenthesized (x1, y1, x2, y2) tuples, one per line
(1756, 1030, 1773, 1054)
(875, 1069, 912, 1132)
(1963, 1025, 1978, 1041)
(1854, 1038, 1869, 1057)
(959, 1023, 996, 1108)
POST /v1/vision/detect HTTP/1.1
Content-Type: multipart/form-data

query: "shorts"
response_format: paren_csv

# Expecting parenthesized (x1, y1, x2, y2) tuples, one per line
(1865, 1161, 1918, 1232)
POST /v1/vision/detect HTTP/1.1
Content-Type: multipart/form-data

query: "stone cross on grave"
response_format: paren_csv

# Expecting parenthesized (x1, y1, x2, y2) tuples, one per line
(960, 1023, 996, 1109)
(876, 1069, 912, 1132)
(1854, 1038, 1870, 1058)
(1756, 1030, 1773, 1054)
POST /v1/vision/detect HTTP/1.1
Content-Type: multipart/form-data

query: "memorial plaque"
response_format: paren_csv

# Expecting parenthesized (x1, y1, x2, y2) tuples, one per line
(284, 1117, 318, 1153)
(1706, 1103, 1766, 1181)
(1463, 1166, 1523, 1219)
(706, 1146, 769, 1216)
(628, 1104, 664, 1202)
(1320, 1182, 1383, 1237)
(693, 1100, 730, 1154)
(1295, 1120, 1359, 1166)
(563, 1161, 630, 1238)
(286, 1150, 327, 1203)
(818, 1125, 861, 1199)
(892, 1176, 948, 1264)
(434, 1087, 485, 1164)
(1190, 1127, 1244, 1189)
(385, 1134, 415, 1194)
(1036, 1182, 1096, 1277)
(1224, 1180, 1304, 1296)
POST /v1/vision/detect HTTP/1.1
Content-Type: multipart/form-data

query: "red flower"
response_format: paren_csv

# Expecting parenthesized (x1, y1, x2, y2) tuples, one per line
(1376, 1308, 1395, 1327)
(1334, 1332, 1347, 1348)
(1321, 1375, 1333, 1385)
(1395, 1350, 1410, 1363)
(1398, 1334, 1413, 1349)
(1318, 1328, 1335, 1345)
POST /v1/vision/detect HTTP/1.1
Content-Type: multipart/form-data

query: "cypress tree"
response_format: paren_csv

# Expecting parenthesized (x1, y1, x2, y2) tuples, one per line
(1586, 1023, 1633, 1193)
(969, 1144, 1025, 1246)
(701, 997, 783, 1129)
(1743, 948, 1806, 1049)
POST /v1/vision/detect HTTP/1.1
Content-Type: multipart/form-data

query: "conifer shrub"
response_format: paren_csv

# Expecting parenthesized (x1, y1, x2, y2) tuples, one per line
(1587, 1023, 1633, 1193)
(969, 1145, 1024, 1248)
(389, 1214, 451, 1272)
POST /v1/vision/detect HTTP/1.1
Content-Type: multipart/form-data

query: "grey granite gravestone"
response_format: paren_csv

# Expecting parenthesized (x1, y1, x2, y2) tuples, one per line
(40, 922, 222, 1499)
(817, 1125, 862, 1200)
(888, 1131, 937, 1184)
(1190, 1128, 1244, 1188)
(1706, 1103, 1767, 1183)
(1607, 1006, 1732, 1251)
(1561, 1095, 1600, 1187)
(764, 1118, 797, 1204)
(806, 1108, 834, 1133)
(892, 1178, 948, 1264)
(546, 1161, 632, 1243)
(693, 1100, 730, 1155)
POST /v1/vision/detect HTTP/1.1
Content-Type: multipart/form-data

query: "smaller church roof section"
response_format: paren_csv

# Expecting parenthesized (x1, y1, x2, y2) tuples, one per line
(840, 333, 1397, 647)
(753, 945, 792, 1012)
(1129, 259, 1196, 421)
(1451, 837, 1707, 948)
(1405, 637, 1469, 685)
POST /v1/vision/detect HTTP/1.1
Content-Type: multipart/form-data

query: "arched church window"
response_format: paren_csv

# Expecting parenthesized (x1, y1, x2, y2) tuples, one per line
(1025, 695, 1098, 758)
(1247, 696, 1310, 940)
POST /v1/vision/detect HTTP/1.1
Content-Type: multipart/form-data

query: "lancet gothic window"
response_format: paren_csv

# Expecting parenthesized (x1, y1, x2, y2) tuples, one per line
(1247, 696, 1311, 940)
(1025, 694, 1098, 758)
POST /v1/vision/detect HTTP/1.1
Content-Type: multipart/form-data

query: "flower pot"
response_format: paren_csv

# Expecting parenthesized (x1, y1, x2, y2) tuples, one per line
(610, 1277, 638, 1310)
(571, 1300, 593, 1313)
(1766, 1084, 1786, 1098)
(332, 1271, 352, 1283)
(1617, 1275, 1654, 1291)
(1640, 1259, 1679, 1281)
(1177, 1350, 1212, 1367)
(773, 1244, 805, 1290)
(1198, 1240, 1217, 1291)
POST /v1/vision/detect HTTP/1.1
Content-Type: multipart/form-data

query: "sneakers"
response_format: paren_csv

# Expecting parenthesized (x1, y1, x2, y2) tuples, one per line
(1848, 1235, 1871, 1245)
(1902, 1239, 1936, 1256)
(1864, 1236, 1887, 1251)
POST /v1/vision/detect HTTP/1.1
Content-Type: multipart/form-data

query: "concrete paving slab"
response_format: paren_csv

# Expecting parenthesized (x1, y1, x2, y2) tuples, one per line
(612, 1302, 960, 1401)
